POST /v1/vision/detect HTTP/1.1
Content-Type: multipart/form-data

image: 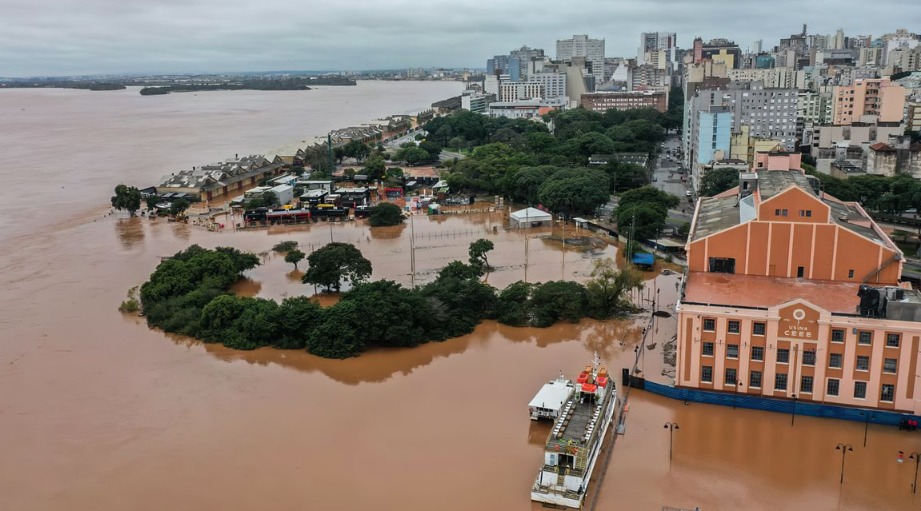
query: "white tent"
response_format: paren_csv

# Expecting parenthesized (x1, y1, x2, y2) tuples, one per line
(510, 207, 553, 228)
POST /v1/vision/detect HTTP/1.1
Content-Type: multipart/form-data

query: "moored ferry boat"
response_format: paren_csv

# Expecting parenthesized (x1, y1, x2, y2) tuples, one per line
(530, 355, 617, 509)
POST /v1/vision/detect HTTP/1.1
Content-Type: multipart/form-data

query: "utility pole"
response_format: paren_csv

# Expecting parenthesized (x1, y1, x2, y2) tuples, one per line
(410, 212, 416, 288)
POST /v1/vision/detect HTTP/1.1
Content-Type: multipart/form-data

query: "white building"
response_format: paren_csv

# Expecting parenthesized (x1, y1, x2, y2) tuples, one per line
(499, 82, 544, 102)
(527, 72, 567, 99)
(556, 34, 605, 78)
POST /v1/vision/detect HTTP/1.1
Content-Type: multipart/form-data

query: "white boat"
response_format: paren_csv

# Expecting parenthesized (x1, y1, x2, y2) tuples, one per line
(530, 355, 617, 509)
(529, 373, 575, 421)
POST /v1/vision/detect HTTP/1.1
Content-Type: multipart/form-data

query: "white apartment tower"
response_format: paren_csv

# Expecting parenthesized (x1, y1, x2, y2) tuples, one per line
(638, 32, 677, 65)
(556, 34, 605, 78)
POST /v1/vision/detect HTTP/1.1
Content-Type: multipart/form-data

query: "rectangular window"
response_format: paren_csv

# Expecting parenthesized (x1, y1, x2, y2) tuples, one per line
(797, 266, 805, 278)
(827, 378, 840, 396)
(753, 322, 766, 336)
(856, 355, 870, 371)
(848, 269, 855, 278)
(708, 258, 736, 274)
(701, 365, 713, 383)
(831, 329, 844, 343)
(884, 358, 897, 373)
(799, 210, 812, 217)
(751, 346, 764, 361)
(775, 373, 788, 391)
(703, 318, 716, 332)
(886, 333, 901, 348)
(777, 348, 790, 364)
(858, 331, 872, 345)
(801, 376, 814, 394)
(880, 384, 895, 402)
(829, 353, 843, 368)
(854, 381, 867, 399)
(725, 368, 738, 385)
(803, 350, 816, 366)
(702, 342, 714, 356)
(727, 321, 740, 334)
(750, 370, 762, 388)
(727, 344, 739, 358)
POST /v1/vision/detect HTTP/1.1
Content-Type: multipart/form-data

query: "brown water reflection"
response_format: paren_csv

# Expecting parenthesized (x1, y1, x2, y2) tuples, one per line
(114, 217, 144, 249)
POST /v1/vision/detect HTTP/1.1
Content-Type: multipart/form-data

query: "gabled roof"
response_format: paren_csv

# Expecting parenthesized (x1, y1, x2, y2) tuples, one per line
(869, 142, 895, 152)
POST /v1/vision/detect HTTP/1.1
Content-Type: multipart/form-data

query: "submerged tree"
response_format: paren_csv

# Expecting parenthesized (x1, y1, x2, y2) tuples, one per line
(111, 184, 142, 216)
(285, 249, 305, 270)
(468, 238, 495, 272)
(302, 242, 372, 292)
(585, 259, 644, 318)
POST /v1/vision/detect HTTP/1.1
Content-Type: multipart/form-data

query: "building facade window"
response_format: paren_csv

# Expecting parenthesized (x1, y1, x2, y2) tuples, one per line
(827, 378, 840, 396)
(883, 358, 897, 373)
(702, 342, 714, 356)
(848, 269, 855, 278)
(775, 373, 788, 391)
(703, 318, 716, 331)
(751, 346, 764, 361)
(858, 331, 872, 345)
(886, 333, 901, 348)
(803, 350, 816, 366)
(701, 366, 713, 383)
(753, 322, 766, 336)
(777, 348, 790, 364)
(829, 353, 843, 368)
(800, 376, 814, 394)
(727, 321, 740, 334)
(856, 355, 870, 371)
(880, 384, 895, 402)
(750, 370, 762, 388)
(831, 329, 844, 343)
(725, 368, 738, 385)
(854, 381, 867, 399)
(727, 344, 739, 358)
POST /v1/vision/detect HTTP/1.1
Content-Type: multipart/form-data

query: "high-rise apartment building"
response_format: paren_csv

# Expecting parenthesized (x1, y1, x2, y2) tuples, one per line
(638, 32, 676, 65)
(832, 78, 907, 125)
(556, 34, 605, 78)
(509, 46, 546, 79)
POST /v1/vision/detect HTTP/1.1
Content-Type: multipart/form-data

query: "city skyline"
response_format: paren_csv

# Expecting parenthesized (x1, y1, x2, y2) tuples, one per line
(2, 0, 921, 77)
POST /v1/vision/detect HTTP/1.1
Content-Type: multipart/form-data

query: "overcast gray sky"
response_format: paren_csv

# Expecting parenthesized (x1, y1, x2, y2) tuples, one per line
(2, 0, 919, 77)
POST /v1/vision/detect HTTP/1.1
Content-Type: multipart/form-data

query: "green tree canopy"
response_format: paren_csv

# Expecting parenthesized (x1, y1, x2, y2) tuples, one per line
(468, 238, 495, 271)
(111, 184, 142, 216)
(285, 249, 305, 270)
(169, 198, 190, 216)
(699, 167, 742, 197)
(585, 259, 643, 318)
(538, 168, 611, 218)
(302, 242, 373, 292)
(368, 202, 404, 227)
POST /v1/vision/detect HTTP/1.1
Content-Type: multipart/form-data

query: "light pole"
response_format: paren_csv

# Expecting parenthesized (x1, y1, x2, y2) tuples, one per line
(862, 411, 875, 447)
(906, 452, 921, 494)
(664, 422, 679, 468)
(836, 443, 854, 484)
(791, 394, 797, 426)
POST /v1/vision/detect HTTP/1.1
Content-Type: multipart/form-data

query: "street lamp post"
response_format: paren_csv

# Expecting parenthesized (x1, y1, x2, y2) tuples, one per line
(663, 422, 679, 468)
(791, 394, 797, 426)
(862, 411, 875, 447)
(907, 452, 921, 494)
(836, 443, 854, 484)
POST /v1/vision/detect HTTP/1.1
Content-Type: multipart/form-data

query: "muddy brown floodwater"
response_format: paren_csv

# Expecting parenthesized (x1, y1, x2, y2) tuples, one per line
(1, 87, 919, 511)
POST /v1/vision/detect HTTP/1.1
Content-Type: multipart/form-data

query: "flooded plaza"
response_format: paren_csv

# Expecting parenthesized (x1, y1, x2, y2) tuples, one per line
(1, 86, 919, 511)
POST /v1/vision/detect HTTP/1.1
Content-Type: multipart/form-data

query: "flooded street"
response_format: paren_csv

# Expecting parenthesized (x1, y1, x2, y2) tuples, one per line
(1, 86, 918, 511)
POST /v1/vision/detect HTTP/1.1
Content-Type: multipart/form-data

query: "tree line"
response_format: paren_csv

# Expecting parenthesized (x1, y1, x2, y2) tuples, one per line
(135, 243, 644, 359)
